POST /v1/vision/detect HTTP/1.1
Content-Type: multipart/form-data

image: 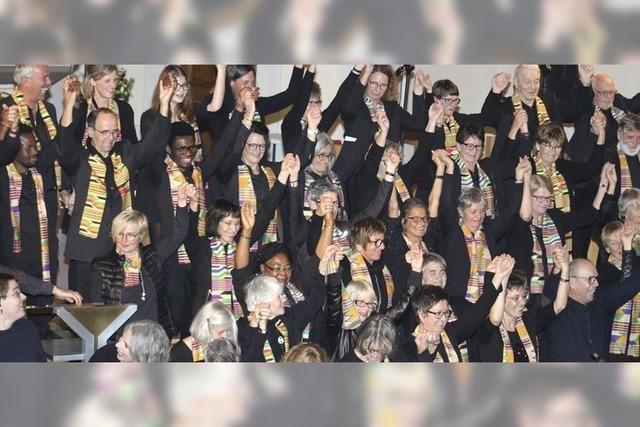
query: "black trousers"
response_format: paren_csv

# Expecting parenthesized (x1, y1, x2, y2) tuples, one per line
(163, 259, 199, 338)
(69, 259, 96, 302)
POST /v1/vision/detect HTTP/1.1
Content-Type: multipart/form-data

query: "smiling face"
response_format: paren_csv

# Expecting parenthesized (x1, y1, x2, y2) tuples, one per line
(531, 186, 554, 218)
(593, 75, 616, 111)
(230, 71, 256, 98)
(515, 66, 541, 105)
(241, 133, 266, 168)
(114, 222, 142, 257)
(19, 65, 51, 103)
(0, 279, 27, 326)
(15, 132, 39, 169)
(353, 292, 376, 322)
(310, 144, 335, 175)
(216, 214, 240, 244)
(569, 261, 599, 304)
(620, 128, 640, 156)
(456, 134, 483, 166)
(365, 71, 389, 102)
(92, 70, 118, 101)
(604, 230, 623, 261)
(171, 73, 189, 104)
(115, 329, 132, 362)
(356, 232, 385, 263)
(459, 201, 485, 233)
(504, 287, 529, 319)
(89, 111, 119, 157)
(418, 299, 449, 335)
(403, 206, 428, 240)
(169, 135, 196, 169)
(422, 261, 447, 288)
(536, 140, 562, 165)
(260, 253, 293, 285)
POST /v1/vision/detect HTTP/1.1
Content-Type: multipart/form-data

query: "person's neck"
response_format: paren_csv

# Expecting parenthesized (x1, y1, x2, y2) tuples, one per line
(169, 101, 179, 121)
(568, 293, 587, 306)
(243, 158, 260, 174)
(13, 160, 29, 174)
(532, 211, 544, 226)
(502, 312, 517, 332)
(93, 92, 112, 108)
(464, 158, 476, 172)
(360, 251, 374, 265)
(404, 232, 422, 249)
(521, 96, 535, 107)
(0, 317, 17, 331)
(122, 248, 140, 261)
(309, 164, 327, 176)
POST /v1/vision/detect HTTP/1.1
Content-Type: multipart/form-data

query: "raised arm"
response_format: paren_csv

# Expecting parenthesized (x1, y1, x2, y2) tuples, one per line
(154, 185, 192, 262)
(281, 65, 316, 153)
(57, 75, 83, 175)
(385, 249, 423, 321)
(319, 66, 362, 132)
(551, 246, 570, 315)
(235, 203, 255, 270)
(256, 65, 304, 116)
(517, 156, 533, 221)
(206, 65, 227, 112)
(0, 105, 20, 165)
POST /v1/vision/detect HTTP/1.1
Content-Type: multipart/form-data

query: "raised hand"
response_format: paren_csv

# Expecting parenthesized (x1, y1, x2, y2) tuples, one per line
(376, 109, 390, 134)
(285, 154, 301, 177)
(441, 151, 454, 172)
(590, 109, 606, 136)
(1, 104, 19, 133)
(176, 183, 192, 207)
(578, 64, 594, 86)
(240, 202, 255, 232)
(606, 162, 618, 187)
(62, 75, 80, 108)
(511, 108, 528, 133)
(307, 104, 322, 131)
(159, 74, 177, 112)
(416, 70, 433, 93)
(320, 244, 344, 272)
(385, 151, 401, 175)
(492, 72, 511, 94)
(428, 100, 444, 123)
(405, 248, 425, 273)
(515, 156, 531, 182)
(184, 183, 198, 211)
(493, 254, 516, 284)
(432, 150, 444, 170)
(622, 222, 637, 249)
(551, 245, 570, 268)
(599, 162, 612, 186)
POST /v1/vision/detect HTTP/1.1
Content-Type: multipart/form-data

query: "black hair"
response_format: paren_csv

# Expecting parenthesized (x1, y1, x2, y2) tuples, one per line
(411, 285, 449, 316)
(433, 79, 460, 98)
(205, 198, 240, 238)
(169, 121, 195, 146)
(226, 65, 256, 82)
(456, 122, 485, 145)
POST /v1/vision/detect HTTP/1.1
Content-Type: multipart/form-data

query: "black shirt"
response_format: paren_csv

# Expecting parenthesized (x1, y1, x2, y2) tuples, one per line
(11, 171, 42, 278)
(0, 318, 47, 362)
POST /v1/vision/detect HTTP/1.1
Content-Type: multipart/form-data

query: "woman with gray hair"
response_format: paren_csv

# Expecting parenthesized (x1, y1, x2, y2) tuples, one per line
(339, 314, 396, 362)
(115, 320, 170, 362)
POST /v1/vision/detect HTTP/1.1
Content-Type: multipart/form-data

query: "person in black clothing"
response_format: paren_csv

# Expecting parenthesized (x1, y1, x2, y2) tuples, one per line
(391, 254, 513, 362)
(0, 273, 46, 362)
(57, 73, 174, 300)
(610, 113, 640, 199)
(339, 314, 396, 363)
(0, 264, 81, 304)
(478, 248, 570, 363)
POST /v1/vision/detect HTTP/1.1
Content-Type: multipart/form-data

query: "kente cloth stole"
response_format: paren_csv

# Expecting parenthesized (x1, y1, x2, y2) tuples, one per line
(209, 238, 242, 319)
(364, 96, 385, 122)
(435, 331, 460, 363)
(79, 153, 132, 239)
(165, 156, 207, 264)
(123, 254, 141, 288)
(81, 98, 119, 148)
(262, 319, 289, 363)
(529, 215, 562, 294)
(443, 116, 460, 155)
(609, 256, 640, 358)
(446, 311, 469, 361)
(347, 249, 394, 310)
(461, 224, 491, 303)
(511, 90, 550, 127)
(318, 227, 351, 276)
(11, 90, 62, 191)
(303, 169, 346, 221)
(237, 164, 278, 251)
(7, 165, 52, 283)
(500, 317, 537, 362)
(619, 154, 634, 194)
(453, 154, 496, 218)
(340, 282, 362, 331)
(282, 282, 311, 341)
(190, 339, 205, 362)
(534, 155, 570, 213)
(394, 176, 411, 202)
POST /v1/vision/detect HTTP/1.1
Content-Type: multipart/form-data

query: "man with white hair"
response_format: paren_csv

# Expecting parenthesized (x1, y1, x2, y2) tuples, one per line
(611, 113, 640, 197)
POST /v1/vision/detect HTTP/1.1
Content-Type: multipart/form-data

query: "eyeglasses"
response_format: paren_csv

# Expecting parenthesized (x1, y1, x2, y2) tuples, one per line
(264, 264, 293, 274)
(426, 308, 454, 320)
(594, 88, 617, 97)
(368, 238, 384, 248)
(316, 198, 339, 206)
(354, 300, 377, 309)
(405, 216, 428, 225)
(532, 195, 554, 204)
(246, 143, 266, 152)
(368, 81, 388, 91)
(570, 275, 599, 286)
(175, 82, 191, 91)
(316, 152, 335, 161)
(117, 232, 140, 241)
(539, 142, 562, 151)
(94, 129, 119, 138)
(439, 97, 461, 105)
(174, 145, 198, 155)
(308, 99, 322, 106)
(424, 269, 446, 277)
(506, 292, 530, 303)
(459, 141, 483, 151)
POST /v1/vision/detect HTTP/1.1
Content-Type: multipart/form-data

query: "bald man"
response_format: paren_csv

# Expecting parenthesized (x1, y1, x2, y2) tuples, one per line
(544, 258, 640, 361)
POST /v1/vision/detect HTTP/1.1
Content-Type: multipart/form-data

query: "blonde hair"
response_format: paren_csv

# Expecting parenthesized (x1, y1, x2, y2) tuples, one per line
(281, 343, 329, 363)
(530, 174, 553, 194)
(346, 280, 377, 305)
(82, 64, 118, 100)
(189, 301, 238, 345)
(111, 209, 149, 245)
(618, 188, 640, 221)
(601, 221, 623, 250)
(349, 217, 386, 248)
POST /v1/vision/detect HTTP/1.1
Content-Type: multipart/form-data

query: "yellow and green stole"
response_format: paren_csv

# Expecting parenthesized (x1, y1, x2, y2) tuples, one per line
(237, 164, 278, 251)
(364, 96, 385, 122)
(413, 324, 460, 362)
(500, 317, 537, 362)
(619, 154, 633, 194)
(534, 157, 570, 213)
(79, 153, 132, 239)
(82, 97, 119, 148)
(209, 238, 242, 319)
(7, 164, 51, 284)
(303, 169, 346, 221)
(609, 255, 640, 358)
(443, 115, 460, 155)
(453, 153, 495, 218)
(394, 176, 411, 202)
(122, 253, 141, 289)
(461, 224, 491, 303)
(282, 282, 310, 341)
(165, 156, 206, 264)
(11, 89, 61, 192)
(529, 215, 562, 294)
(347, 249, 395, 310)
(511, 90, 550, 127)
(446, 311, 469, 362)
(263, 319, 289, 363)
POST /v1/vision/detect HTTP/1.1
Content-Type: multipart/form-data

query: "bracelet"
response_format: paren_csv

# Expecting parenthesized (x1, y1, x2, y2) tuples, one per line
(515, 180, 523, 184)
(352, 67, 361, 75)
(385, 171, 396, 176)
(240, 234, 251, 240)
(242, 118, 252, 128)
(289, 180, 298, 184)
(599, 183, 607, 189)
(307, 128, 318, 137)
(560, 278, 570, 283)
(435, 175, 444, 179)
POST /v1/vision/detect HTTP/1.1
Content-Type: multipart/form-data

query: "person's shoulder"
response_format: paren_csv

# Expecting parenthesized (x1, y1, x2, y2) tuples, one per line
(89, 343, 119, 362)
(116, 99, 134, 114)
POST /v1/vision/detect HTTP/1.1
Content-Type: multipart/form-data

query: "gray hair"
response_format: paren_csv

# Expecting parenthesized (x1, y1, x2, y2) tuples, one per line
(13, 65, 38, 85)
(618, 188, 640, 221)
(354, 314, 396, 358)
(513, 64, 540, 83)
(244, 275, 282, 311)
(457, 187, 486, 211)
(619, 113, 640, 133)
(308, 179, 339, 202)
(123, 320, 170, 362)
(422, 252, 447, 272)
(204, 338, 241, 362)
(190, 301, 238, 345)
(314, 132, 336, 157)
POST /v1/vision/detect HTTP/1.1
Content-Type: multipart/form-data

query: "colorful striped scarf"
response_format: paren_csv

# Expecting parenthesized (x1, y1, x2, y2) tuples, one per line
(282, 282, 310, 341)
(500, 317, 537, 362)
(318, 227, 351, 276)
(394, 176, 411, 202)
(609, 255, 640, 358)
(619, 153, 634, 194)
(443, 115, 460, 155)
(413, 324, 460, 362)
(79, 153, 132, 239)
(237, 164, 278, 251)
(529, 215, 562, 294)
(534, 157, 570, 213)
(303, 169, 346, 222)
(511, 90, 550, 127)
(347, 249, 394, 310)
(189, 338, 205, 362)
(454, 153, 495, 218)
(461, 224, 491, 303)
(7, 165, 51, 283)
(122, 253, 141, 288)
(81, 98, 119, 148)
(165, 156, 206, 264)
(364, 96, 385, 122)
(208, 238, 242, 318)
(263, 319, 289, 363)
(11, 89, 61, 192)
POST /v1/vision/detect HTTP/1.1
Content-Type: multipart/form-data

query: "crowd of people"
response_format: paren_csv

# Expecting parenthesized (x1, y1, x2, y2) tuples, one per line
(1, 63, 640, 363)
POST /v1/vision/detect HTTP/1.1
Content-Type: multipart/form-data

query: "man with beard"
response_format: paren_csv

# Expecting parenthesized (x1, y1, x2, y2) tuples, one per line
(611, 113, 640, 198)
